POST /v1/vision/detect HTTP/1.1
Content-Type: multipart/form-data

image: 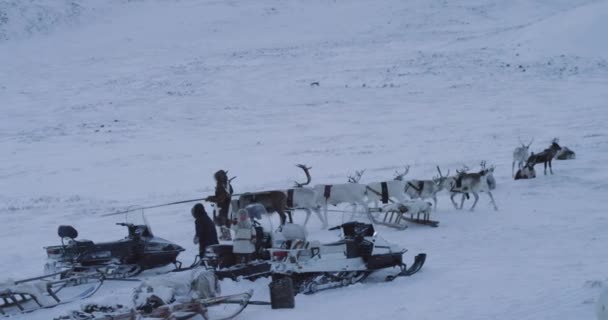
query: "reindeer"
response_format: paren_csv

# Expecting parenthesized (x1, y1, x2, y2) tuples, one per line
(313, 171, 368, 225)
(527, 138, 562, 175)
(283, 164, 326, 228)
(448, 162, 498, 211)
(512, 137, 533, 177)
(556, 145, 576, 160)
(404, 166, 451, 211)
(365, 166, 410, 207)
(237, 190, 290, 225)
(514, 161, 536, 180)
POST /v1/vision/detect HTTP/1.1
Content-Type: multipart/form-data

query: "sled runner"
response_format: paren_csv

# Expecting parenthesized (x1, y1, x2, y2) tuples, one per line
(0, 272, 104, 316)
(368, 201, 439, 229)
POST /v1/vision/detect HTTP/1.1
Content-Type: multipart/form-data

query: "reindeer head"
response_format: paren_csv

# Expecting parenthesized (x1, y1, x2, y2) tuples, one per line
(347, 169, 365, 183)
(480, 161, 495, 175)
(433, 166, 451, 189)
(550, 138, 562, 151)
(393, 165, 410, 181)
(293, 164, 312, 188)
(518, 136, 534, 151)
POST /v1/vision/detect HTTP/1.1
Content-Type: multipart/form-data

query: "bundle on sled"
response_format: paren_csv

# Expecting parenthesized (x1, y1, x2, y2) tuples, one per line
(270, 221, 427, 294)
(368, 200, 439, 229)
(44, 222, 185, 279)
(55, 270, 254, 320)
(0, 272, 104, 316)
(202, 204, 305, 281)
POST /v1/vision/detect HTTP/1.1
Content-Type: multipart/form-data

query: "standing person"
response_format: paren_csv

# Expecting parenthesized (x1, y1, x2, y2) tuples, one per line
(205, 169, 234, 240)
(192, 203, 219, 258)
(232, 208, 256, 264)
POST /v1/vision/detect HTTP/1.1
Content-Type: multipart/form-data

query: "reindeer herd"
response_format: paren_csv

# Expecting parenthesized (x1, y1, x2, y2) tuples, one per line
(225, 138, 575, 230)
(512, 137, 575, 180)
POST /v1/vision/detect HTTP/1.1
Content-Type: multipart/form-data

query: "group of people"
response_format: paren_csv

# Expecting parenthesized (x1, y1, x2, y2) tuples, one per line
(191, 169, 256, 263)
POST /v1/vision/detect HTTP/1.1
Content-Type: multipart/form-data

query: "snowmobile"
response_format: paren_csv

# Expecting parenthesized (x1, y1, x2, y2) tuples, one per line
(44, 222, 185, 279)
(270, 221, 427, 294)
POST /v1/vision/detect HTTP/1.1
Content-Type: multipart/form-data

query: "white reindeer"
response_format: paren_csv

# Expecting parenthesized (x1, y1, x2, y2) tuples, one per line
(284, 164, 326, 227)
(403, 166, 451, 211)
(313, 172, 368, 225)
(365, 166, 411, 207)
(448, 163, 498, 211)
(512, 137, 533, 177)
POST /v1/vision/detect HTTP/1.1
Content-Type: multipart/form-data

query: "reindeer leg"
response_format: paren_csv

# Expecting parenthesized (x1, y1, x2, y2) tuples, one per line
(459, 194, 466, 210)
(549, 160, 553, 174)
(544, 161, 547, 175)
(288, 210, 293, 224)
(488, 191, 498, 211)
(303, 208, 312, 226)
(312, 207, 326, 228)
(512, 161, 515, 177)
(433, 195, 438, 211)
(469, 192, 479, 211)
(323, 201, 329, 227)
(450, 193, 459, 209)
(278, 210, 287, 225)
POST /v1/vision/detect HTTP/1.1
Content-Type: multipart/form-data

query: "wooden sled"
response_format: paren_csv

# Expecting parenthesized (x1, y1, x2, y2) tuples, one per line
(368, 207, 439, 229)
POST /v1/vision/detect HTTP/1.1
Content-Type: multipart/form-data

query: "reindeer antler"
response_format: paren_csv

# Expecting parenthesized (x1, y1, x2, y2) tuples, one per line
(347, 169, 365, 183)
(436, 166, 451, 179)
(518, 136, 525, 147)
(527, 137, 534, 148)
(480, 160, 487, 169)
(393, 165, 410, 181)
(436, 166, 445, 178)
(293, 164, 312, 187)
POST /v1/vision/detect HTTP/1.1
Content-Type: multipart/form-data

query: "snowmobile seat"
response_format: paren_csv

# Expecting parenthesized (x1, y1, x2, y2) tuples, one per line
(58, 225, 78, 239)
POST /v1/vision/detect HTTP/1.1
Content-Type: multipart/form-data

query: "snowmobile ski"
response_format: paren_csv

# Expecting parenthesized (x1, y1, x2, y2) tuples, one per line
(386, 253, 427, 281)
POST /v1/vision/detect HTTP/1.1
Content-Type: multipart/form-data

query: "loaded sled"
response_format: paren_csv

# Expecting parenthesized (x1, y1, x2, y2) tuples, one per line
(0, 271, 104, 316)
(368, 200, 439, 229)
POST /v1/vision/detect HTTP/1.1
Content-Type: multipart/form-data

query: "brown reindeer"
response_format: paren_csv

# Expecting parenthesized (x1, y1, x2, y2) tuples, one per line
(527, 138, 562, 175)
(234, 165, 316, 226)
(237, 191, 290, 225)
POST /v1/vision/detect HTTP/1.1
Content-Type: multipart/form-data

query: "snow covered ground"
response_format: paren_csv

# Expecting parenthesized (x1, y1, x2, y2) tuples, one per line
(1, 0, 608, 318)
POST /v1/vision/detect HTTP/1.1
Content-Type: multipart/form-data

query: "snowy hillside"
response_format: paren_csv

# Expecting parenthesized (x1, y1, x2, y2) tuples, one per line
(1, 0, 607, 319)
